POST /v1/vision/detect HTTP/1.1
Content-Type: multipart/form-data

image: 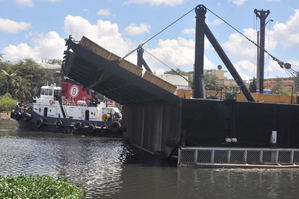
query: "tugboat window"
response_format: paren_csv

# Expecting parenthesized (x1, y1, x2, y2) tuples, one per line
(41, 89, 45, 95)
(49, 89, 53, 96)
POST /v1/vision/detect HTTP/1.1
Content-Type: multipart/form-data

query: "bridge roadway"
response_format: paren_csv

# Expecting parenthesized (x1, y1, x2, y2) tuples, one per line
(63, 36, 299, 158)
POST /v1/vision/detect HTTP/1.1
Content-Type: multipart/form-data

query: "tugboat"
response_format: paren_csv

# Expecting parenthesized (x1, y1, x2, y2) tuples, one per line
(11, 78, 123, 136)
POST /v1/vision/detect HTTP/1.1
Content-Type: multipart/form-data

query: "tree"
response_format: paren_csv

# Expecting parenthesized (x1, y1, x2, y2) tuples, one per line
(12, 76, 31, 100)
(272, 78, 283, 94)
(249, 78, 256, 93)
(204, 72, 219, 90)
(12, 59, 55, 100)
(0, 93, 18, 112)
(0, 59, 57, 101)
(1, 69, 16, 93)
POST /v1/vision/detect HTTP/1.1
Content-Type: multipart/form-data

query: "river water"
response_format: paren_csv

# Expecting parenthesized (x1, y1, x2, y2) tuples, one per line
(1, 120, 299, 199)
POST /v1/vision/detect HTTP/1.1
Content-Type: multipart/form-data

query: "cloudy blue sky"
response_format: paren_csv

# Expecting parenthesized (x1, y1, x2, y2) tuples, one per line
(1, 0, 299, 80)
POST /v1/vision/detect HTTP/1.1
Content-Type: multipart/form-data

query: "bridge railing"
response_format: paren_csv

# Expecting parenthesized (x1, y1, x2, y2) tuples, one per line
(178, 147, 299, 167)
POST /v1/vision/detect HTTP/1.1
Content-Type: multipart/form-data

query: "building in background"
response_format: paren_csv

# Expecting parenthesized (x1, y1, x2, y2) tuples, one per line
(264, 77, 294, 91)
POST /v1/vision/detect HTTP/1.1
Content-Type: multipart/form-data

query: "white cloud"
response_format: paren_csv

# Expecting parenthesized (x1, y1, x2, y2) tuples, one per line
(0, 18, 31, 33)
(234, 60, 255, 80)
(64, 15, 132, 56)
(97, 8, 110, 17)
(212, 18, 223, 26)
(32, 31, 65, 59)
(15, 0, 61, 6)
(272, 9, 299, 48)
(145, 37, 215, 73)
(224, 28, 257, 60)
(2, 16, 134, 63)
(228, 0, 246, 6)
(125, 0, 183, 6)
(125, 24, 150, 35)
(48, 0, 62, 2)
(289, 59, 299, 68)
(224, 28, 276, 60)
(2, 43, 37, 61)
(2, 31, 65, 62)
(182, 28, 195, 35)
(1, 15, 218, 76)
(16, 0, 33, 7)
(265, 59, 287, 77)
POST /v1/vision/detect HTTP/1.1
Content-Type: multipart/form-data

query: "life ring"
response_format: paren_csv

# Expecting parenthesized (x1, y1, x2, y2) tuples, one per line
(102, 113, 109, 122)
(35, 118, 44, 128)
(49, 99, 55, 105)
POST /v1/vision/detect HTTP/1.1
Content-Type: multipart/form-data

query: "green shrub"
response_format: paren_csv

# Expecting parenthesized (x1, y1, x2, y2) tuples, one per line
(0, 174, 86, 199)
(0, 93, 18, 112)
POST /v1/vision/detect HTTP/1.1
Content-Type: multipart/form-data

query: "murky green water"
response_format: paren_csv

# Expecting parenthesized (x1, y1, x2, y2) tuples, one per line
(1, 120, 299, 199)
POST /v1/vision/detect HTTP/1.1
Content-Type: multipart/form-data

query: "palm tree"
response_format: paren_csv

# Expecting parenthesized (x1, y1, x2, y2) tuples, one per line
(1, 69, 16, 93)
(13, 76, 31, 100)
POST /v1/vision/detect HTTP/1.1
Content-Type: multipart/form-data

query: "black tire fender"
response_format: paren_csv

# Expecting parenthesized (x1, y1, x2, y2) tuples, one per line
(87, 124, 95, 133)
(55, 120, 63, 128)
(35, 118, 44, 128)
(111, 121, 121, 129)
(74, 122, 81, 131)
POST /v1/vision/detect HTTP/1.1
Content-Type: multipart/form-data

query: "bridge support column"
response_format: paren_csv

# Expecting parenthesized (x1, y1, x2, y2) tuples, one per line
(193, 5, 206, 99)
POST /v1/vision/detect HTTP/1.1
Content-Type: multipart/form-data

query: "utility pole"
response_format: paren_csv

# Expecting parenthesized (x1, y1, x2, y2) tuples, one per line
(255, 9, 270, 94)
(256, 31, 260, 93)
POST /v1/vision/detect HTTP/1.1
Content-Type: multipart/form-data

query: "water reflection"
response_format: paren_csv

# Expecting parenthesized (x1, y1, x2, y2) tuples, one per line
(176, 168, 299, 199)
(0, 120, 129, 198)
(1, 120, 299, 199)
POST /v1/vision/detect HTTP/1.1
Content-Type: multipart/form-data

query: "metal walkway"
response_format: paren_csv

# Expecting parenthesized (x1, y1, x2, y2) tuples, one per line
(62, 36, 179, 105)
(178, 147, 299, 168)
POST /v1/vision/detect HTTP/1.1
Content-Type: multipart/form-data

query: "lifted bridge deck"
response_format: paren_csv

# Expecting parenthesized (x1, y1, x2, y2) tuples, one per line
(63, 37, 178, 104)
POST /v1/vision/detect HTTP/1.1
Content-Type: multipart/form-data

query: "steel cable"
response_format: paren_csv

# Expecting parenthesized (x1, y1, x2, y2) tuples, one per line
(120, 6, 196, 61)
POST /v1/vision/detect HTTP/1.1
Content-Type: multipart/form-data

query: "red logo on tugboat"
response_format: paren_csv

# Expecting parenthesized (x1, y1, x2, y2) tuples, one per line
(69, 85, 79, 98)
(62, 81, 92, 105)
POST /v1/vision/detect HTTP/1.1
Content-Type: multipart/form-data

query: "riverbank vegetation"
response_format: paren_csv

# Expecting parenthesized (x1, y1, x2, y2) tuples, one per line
(0, 58, 59, 111)
(0, 93, 18, 112)
(0, 174, 85, 198)
(0, 59, 58, 101)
